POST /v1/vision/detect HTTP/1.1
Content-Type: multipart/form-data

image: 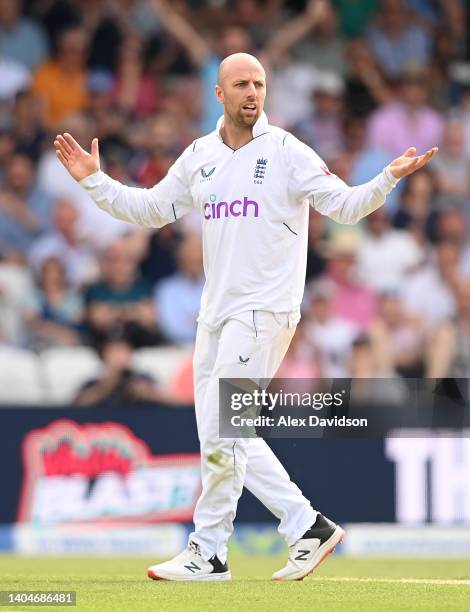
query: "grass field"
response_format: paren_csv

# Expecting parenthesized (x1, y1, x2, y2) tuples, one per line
(0, 554, 469, 612)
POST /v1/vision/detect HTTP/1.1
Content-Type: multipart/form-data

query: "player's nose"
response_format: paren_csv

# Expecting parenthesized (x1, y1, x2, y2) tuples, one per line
(246, 81, 257, 97)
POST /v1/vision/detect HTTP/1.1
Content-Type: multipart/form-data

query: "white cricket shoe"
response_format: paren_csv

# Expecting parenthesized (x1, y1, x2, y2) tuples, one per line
(147, 541, 231, 582)
(272, 513, 345, 581)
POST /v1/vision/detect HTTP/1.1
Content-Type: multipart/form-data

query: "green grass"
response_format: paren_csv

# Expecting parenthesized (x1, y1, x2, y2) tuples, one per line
(0, 554, 469, 612)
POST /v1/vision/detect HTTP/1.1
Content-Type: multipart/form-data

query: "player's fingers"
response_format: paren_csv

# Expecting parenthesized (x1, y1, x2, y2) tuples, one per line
(55, 135, 73, 156)
(56, 149, 69, 167)
(414, 147, 438, 168)
(63, 132, 82, 152)
(53, 142, 70, 162)
(91, 137, 99, 159)
(402, 146, 417, 158)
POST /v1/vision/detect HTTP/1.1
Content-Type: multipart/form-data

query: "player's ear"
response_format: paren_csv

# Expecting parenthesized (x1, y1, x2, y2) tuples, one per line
(215, 84, 224, 105)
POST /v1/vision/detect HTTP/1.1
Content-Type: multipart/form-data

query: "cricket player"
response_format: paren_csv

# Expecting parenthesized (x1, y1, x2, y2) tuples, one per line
(54, 53, 437, 582)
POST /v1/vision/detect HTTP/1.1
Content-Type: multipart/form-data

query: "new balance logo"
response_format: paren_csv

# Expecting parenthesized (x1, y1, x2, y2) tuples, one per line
(239, 355, 250, 364)
(184, 562, 201, 573)
(295, 550, 311, 561)
(201, 167, 215, 178)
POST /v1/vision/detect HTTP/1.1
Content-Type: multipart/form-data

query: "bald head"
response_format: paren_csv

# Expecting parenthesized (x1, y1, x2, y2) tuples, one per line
(218, 53, 265, 86)
(215, 53, 266, 131)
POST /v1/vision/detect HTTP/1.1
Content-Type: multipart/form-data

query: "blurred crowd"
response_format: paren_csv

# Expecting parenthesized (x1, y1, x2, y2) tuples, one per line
(1, 0, 470, 405)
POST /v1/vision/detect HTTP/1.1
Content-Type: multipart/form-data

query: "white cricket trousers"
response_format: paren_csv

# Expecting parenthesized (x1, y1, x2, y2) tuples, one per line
(189, 310, 317, 563)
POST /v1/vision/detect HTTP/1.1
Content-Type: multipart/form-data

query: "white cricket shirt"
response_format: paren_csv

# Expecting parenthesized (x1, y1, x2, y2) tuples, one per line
(80, 112, 399, 330)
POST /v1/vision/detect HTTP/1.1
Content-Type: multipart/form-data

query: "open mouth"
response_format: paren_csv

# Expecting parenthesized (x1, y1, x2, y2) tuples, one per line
(242, 104, 257, 111)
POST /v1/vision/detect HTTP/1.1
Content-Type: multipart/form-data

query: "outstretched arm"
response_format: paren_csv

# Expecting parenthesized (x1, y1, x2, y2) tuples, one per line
(388, 146, 438, 179)
(151, 0, 210, 67)
(54, 133, 194, 228)
(286, 135, 438, 224)
(266, 0, 332, 67)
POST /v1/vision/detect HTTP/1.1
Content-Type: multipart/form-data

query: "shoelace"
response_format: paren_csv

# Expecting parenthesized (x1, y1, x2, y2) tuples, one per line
(188, 541, 202, 556)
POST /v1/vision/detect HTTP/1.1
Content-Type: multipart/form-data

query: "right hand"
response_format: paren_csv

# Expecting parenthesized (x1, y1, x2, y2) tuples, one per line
(54, 133, 100, 181)
(306, 0, 333, 24)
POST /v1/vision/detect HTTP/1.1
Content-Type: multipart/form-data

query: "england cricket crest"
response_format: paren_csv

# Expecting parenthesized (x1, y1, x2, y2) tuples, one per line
(254, 157, 268, 184)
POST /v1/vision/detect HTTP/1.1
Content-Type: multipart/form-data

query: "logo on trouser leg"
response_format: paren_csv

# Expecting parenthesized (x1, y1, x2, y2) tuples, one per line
(239, 355, 250, 364)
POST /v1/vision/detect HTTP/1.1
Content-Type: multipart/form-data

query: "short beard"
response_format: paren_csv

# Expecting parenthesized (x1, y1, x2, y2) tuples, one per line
(227, 108, 260, 129)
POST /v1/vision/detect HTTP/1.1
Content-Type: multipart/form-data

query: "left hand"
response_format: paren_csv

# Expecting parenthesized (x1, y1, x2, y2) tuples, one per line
(390, 146, 438, 179)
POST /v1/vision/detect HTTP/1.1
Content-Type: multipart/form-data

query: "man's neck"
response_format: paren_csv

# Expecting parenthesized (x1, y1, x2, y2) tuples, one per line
(220, 116, 254, 150)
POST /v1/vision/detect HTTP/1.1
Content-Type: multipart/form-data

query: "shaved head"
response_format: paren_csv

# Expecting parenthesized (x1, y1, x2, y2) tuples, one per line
(215, 53, 267, 133)
(218, 53, 265, 85)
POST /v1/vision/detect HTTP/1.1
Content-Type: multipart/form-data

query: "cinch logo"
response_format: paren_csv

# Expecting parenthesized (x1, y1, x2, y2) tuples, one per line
(203, 196, 259, 220)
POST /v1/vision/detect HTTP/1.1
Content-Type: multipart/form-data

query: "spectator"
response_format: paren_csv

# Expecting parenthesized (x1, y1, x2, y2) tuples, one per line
(277, 323, 320, 380)
(401, 241, 461, 326)
(0, 256, 34, 345)
(332, 0, 379, 38)
(367, 0, 432, 78)
(154, 234, 204, 344)
(11, 90, 47, 162)
(32, 26, 89, 127)
(0, 127, 15, 183)
(452, 87, 470, 158)
(430, 119, 470, 212)
(23, 256, 83, 350)
(0, 153, 53, 256)
(267, 0, 337, 127)
(114, 32, 162, 118)
(427, 280, 470, 377)
(342, 114, 398, 211)
(321, 232, 378, 330)
(84, 69, 117, 139)
(357, 207, 423, 292)
(343, 37, 392, 118)
(303, 279, 359, 377)
(0, 0, 49, 70)
(348, 334, 395, 377)
(367, 71, 444, 158)
(348, 335, 407, 406)
(0, 54, 30, 103)
(393, 168, 439, 246)
(74, 335, 166, 406)
(84, 237, 163, 348)
(369, 291, 427, 378)
(133, 113, 184, 188)
(437, 209, 469, 250)
(291, 71, 344, 161)
(288, 0, 347, 76)
(28, 198, 98, 288)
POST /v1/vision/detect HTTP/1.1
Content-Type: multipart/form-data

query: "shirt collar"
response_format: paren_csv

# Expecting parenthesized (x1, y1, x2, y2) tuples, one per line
(215, 111, 269, 141)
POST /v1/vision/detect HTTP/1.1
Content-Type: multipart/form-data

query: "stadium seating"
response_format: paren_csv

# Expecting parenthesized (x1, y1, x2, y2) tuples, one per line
(132, 346, 193, 386)
(39, 346, 102, 405)
(0, 347, 45, 405)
